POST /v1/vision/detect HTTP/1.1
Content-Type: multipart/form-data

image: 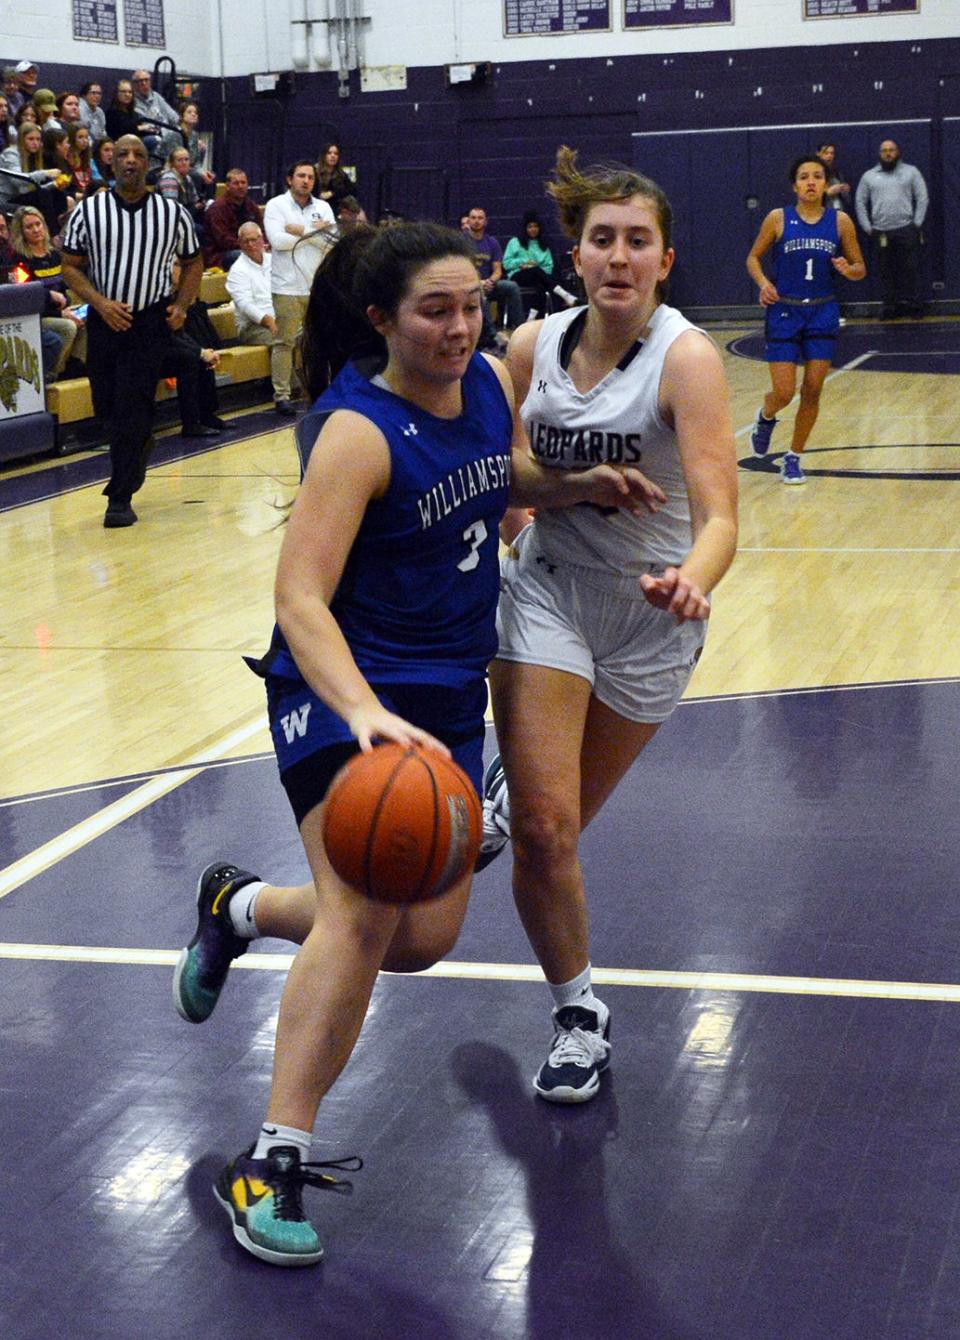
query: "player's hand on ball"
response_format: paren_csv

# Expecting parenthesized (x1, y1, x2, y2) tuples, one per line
(347, 703, 450, 758)
(640, 566, 710, 623)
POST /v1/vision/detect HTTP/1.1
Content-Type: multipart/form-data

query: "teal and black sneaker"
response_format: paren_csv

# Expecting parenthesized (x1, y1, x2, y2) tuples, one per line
(214, 1145, 361, 1267)
(173, 862, 258, 1023)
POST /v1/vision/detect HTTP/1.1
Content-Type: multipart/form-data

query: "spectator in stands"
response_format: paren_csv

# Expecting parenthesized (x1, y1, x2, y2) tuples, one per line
(818, 142, 851, 212)
(92, 138, 114, 186)
(464, 204, 523, 347)
(0, 209, 14, 279)
(503, 210, 557, 318)
(2, 69, 20, 114)
(315, 142, 353, 215)
(0, 124, 62, 220)
(11, 62, 39, 118)
(178, 101, 215, 197)
(158, 145, 204, 225)
(105, 80, 141, 142)
(202, 167, 262, 270)
(131, 69, 179, 166)
(55, 92, 82, 131)
(263, 160, 335, 415)
(79, 82, 106, 143)
(335, 195, 366, 231)
(0, 95, 12, 147)
(14, 101, 38, 132)
(855, 139, 929, 319)
(224, 220, 286, 407)
(32, 89, 59, 128)
(9, 203, 87, 379)
(66, 123, 99, 196)
(162, 255, 225, 438)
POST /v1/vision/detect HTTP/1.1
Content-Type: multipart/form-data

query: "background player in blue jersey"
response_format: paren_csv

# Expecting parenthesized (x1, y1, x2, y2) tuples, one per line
(174, 222, 665, 1267)
(746, 155, 865, 483)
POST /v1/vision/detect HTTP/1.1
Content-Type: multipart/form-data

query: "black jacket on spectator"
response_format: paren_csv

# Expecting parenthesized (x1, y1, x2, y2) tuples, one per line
(161, 298, 222, 432)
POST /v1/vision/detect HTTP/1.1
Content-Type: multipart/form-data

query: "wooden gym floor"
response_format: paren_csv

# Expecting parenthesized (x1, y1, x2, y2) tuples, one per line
(3, 318, 960, 1337)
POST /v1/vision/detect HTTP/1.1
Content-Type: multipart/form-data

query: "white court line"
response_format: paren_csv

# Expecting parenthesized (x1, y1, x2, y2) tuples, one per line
(734, 350, 877, 439)
(0, 714, 267, 901)
(1, 942, 958, 1003)
(739, 546, 960, 554)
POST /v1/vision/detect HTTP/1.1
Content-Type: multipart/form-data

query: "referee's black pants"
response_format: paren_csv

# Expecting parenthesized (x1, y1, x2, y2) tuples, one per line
(86, 302, 173, 503)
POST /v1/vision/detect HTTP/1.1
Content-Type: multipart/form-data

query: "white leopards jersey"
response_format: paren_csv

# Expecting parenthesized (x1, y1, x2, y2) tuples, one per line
(521, 302, 701, 574)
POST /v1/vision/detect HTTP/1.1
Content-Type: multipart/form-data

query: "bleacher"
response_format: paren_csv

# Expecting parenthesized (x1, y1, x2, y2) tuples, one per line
(47, 269, 272, 434)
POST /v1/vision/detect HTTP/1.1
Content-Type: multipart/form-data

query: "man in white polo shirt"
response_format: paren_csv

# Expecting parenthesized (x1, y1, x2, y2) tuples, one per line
(225, 221, 288, 411)
(262, 160, 335, 413)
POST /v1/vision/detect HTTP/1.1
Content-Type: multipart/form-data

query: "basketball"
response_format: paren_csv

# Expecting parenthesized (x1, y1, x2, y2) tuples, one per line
(322, 742, 482, 904)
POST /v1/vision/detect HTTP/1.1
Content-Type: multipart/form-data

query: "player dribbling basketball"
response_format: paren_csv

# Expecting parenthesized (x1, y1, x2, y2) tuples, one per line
(173, 222, 665, 1267)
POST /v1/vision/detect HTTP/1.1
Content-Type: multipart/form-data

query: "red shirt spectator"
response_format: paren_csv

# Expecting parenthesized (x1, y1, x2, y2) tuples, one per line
(202, 168, 263, 268)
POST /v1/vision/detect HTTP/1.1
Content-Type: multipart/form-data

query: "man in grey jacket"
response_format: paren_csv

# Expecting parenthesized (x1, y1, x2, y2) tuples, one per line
(855, 140, 928, 318)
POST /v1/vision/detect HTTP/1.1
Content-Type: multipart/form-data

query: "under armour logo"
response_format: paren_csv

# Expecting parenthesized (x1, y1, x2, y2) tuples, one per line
(537, 379, 547, 393)
(402, 422, 419, 437)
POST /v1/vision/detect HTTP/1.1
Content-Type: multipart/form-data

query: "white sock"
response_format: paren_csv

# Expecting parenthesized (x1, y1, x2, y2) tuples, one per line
(229, 880, 265, 938)
(253, 1122, 311, 1162)
(548, 964, 600, 1014)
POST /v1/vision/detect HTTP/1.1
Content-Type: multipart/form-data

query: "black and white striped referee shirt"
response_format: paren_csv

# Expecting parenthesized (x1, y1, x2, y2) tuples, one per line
(62, 190, 200, 312)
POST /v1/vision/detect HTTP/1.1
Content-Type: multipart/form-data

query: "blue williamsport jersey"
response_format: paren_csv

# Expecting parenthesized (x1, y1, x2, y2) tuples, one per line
(264, 352, 512, 689)
(774, 205, 839, 302)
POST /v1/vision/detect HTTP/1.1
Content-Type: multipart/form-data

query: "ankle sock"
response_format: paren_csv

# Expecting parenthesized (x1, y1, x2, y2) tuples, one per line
(229, 881, 265, 938)
(548, 964, 601, 1015)
(253, 1122, 312, 1162)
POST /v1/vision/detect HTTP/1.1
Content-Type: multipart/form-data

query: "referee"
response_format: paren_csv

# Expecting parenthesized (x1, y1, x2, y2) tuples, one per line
(61, 135, 203, 527)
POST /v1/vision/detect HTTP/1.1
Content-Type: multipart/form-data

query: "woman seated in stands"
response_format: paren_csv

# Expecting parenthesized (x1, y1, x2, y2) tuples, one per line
(55, 91, 83, 131)
(105, 79, 141, 142)
(502, 210, 560, 318)
(91, 138, 114, 187)
(13, 101, 39, 134)
(9, 204, 86, 381)
(158, 144, 205, 224)
(66, 123, 99, 196)
(0, 93, 12, 147)
(315, 142, 353, 214)
(0, 124, 66, 228)
(179, 101, 215, 198)
(41, 127, 76, 222)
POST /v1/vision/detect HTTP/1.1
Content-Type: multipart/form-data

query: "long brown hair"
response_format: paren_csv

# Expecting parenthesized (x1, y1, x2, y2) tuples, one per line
(16, 121, 43, 172)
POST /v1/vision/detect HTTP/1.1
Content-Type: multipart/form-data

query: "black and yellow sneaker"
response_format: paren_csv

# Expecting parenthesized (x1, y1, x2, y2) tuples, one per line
(213, 1145, 361, 1267)
(173, 862, 257, 1023)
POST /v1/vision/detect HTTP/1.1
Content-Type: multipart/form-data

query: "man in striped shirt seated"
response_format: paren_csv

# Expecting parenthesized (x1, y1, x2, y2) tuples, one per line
(61, 135, 203, 528)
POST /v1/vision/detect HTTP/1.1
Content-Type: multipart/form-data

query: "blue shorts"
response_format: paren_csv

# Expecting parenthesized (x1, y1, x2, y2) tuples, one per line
(764, 300, 839, 364)
(265, 673, 488, 827)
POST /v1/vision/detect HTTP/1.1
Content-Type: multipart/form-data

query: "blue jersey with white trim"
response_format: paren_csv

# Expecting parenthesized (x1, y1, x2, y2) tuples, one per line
(270, 353, 512, 688)
(774, 206, 839, 301)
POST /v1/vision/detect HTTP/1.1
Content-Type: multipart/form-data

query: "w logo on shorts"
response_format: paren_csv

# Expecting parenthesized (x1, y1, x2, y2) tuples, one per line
(281, 703, 312, 744)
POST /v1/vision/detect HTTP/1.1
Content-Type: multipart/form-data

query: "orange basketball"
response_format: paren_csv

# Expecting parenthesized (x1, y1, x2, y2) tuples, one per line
(322, 742, 482, 904)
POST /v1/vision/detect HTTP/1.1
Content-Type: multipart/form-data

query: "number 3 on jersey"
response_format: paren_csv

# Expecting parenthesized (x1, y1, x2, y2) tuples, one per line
(458, 519, 487, 572)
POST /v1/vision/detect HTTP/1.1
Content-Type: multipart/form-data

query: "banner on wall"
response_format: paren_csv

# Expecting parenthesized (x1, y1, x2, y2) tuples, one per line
(624, 0, 733, 28)
(125, 0, 166, 48)
(504, 1, 611, 37)
(0, 311, 44, 422)
(73, 0, 119, 42)
(803, 0, 919, 17)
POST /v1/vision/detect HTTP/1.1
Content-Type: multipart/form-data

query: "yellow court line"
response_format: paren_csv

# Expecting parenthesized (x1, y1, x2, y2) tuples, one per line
(1, 942, 959, 1003)
(0, 714, 267, 901)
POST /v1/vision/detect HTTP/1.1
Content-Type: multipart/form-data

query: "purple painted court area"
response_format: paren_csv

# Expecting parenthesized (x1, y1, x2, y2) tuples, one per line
(728, 320, 960, 375)
(4, 682, 960, 1337)
(0, 405, 284, 514)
